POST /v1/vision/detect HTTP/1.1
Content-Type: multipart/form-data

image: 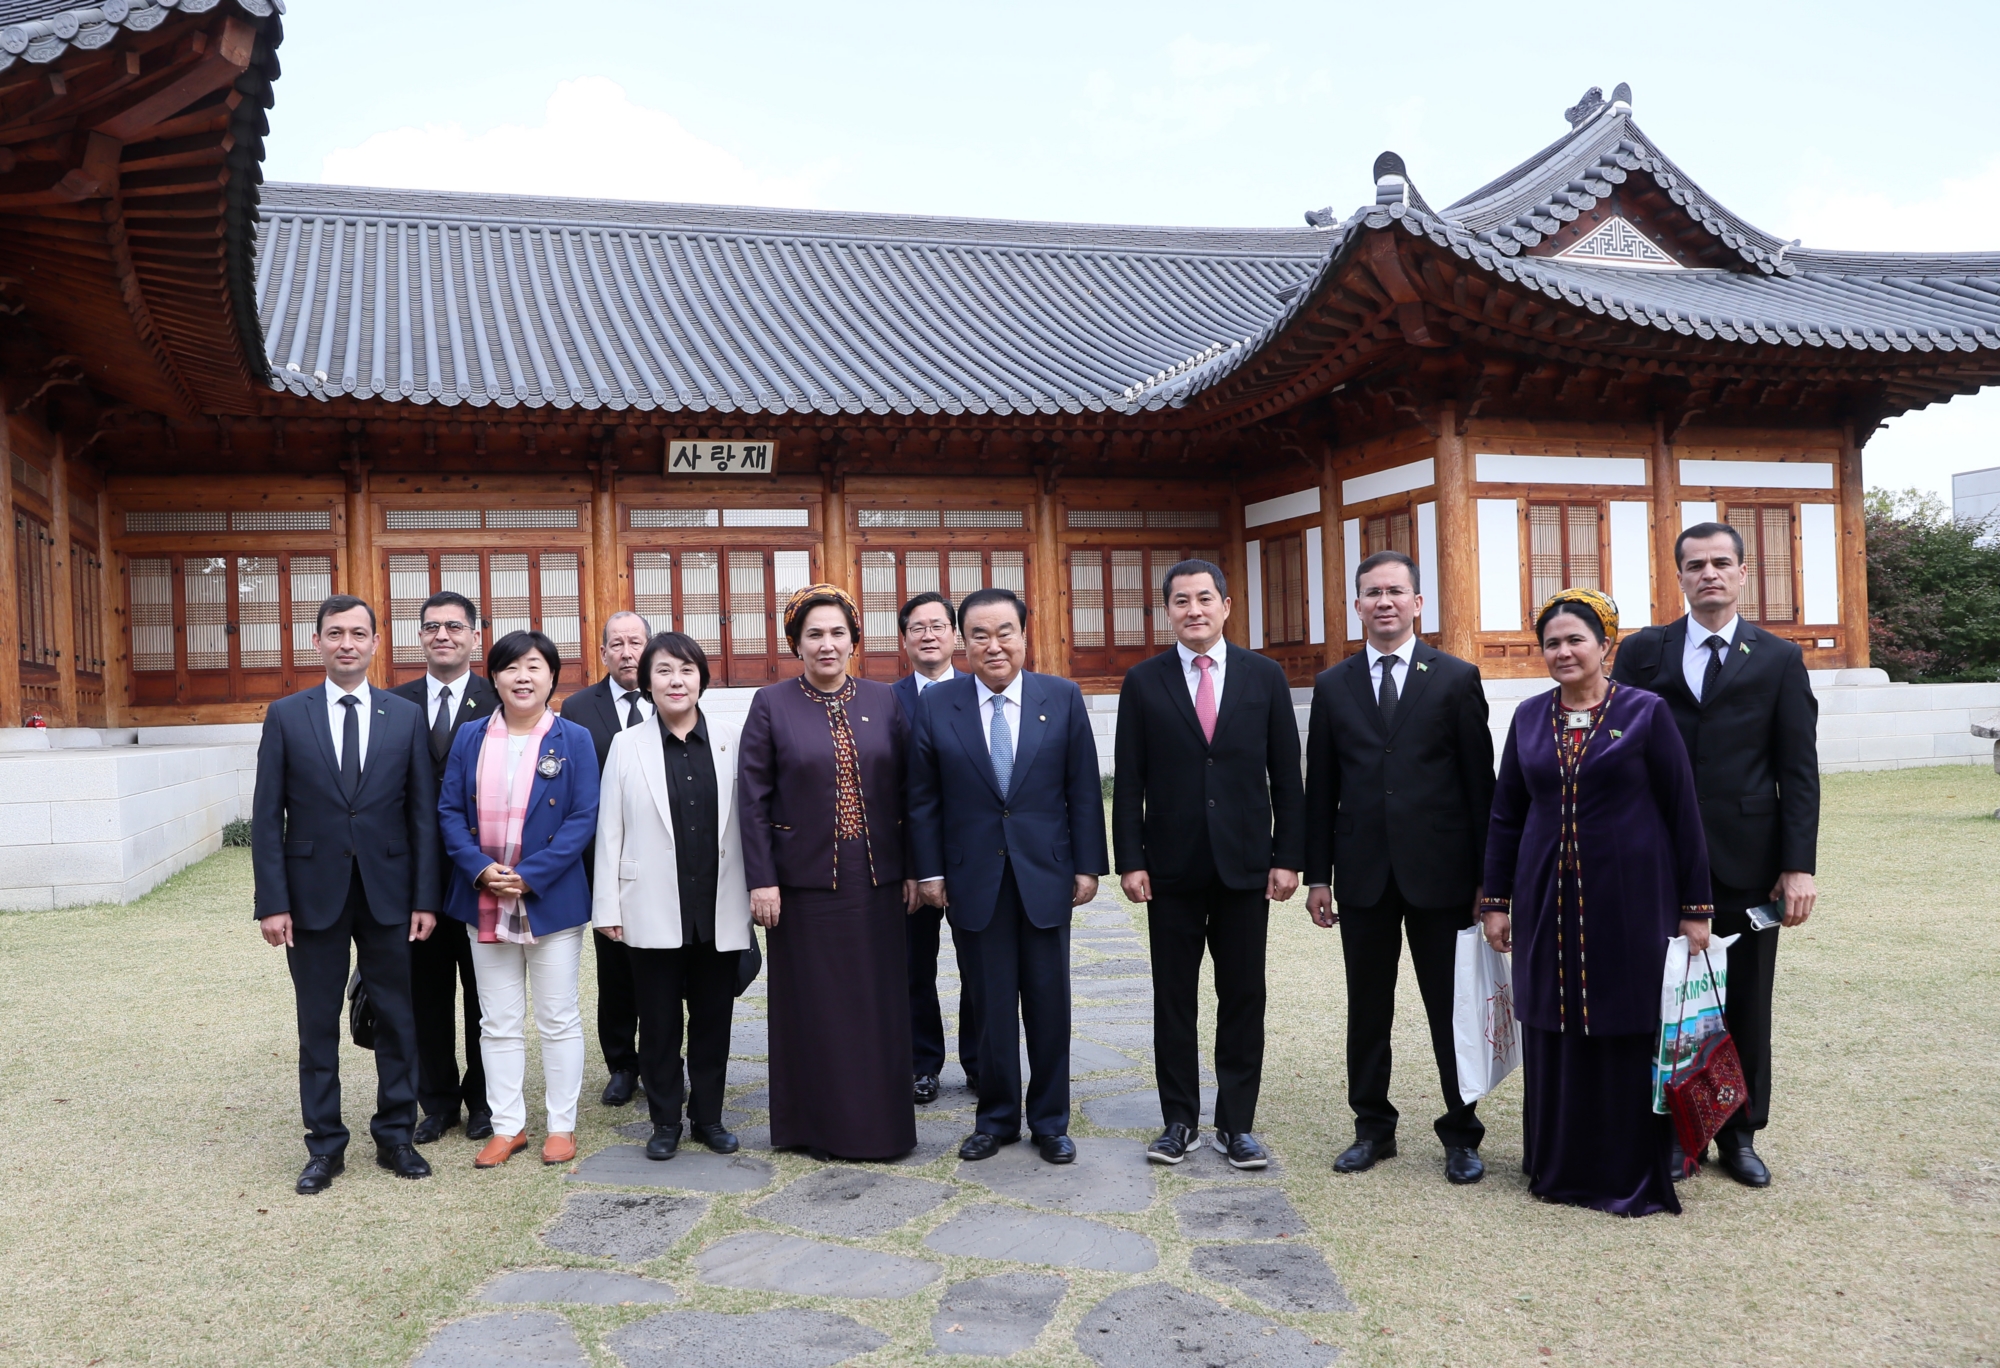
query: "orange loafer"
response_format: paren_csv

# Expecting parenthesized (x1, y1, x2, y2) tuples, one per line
(541, 1133, 577, 1165)
(474, 1132, 530, 1168)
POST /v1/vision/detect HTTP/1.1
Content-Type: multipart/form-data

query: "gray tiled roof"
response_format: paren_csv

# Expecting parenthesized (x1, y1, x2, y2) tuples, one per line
(0, 0, 277, 71)
(253, 184, 1327, 418)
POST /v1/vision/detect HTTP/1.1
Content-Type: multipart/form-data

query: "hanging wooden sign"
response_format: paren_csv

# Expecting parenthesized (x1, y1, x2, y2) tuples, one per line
(667, 440, 777, 475)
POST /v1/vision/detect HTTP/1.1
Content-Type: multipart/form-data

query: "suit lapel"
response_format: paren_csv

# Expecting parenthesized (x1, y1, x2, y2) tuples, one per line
(1206, 645, 1251, 746)
(352, 692, 394, 801)
(456, 678, 493, 728)
(1007, 673, 1051, 791)
(711, 716, 737, 844)
(522, 717, 563, 815)
(1157, 649, 1208, 747)
(304, 687, 344, 793)
(1657, 618, 1699, 709)
(1703, 621, 1758, 710)
(1384, 643, 1434, 741)
(636, 720, 674, 836)
(951, 684, 1006, 802)
(1342, 651, 1388, 739)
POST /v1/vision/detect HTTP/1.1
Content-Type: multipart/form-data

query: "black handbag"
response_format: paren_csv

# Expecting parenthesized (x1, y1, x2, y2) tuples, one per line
(346, 968, 377, 1050)
(735, 929, 763, 997)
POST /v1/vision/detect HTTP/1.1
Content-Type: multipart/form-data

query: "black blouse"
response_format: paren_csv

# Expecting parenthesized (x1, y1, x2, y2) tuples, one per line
(659, 712, 720, 943)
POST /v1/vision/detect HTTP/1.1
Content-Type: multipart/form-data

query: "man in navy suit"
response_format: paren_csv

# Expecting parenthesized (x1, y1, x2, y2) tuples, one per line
(908, 588, 1109, 1165)
(388, 590, 499, 1145)
(892, 590, 982, 1107)
(252, 595, 444, 1194)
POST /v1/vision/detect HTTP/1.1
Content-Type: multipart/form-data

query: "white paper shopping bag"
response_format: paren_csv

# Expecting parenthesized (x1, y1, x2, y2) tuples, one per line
(1453, 925, 1521, 1103)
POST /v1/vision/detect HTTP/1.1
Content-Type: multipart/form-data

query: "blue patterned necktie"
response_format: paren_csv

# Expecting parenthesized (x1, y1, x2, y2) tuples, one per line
(989, 695, 1013, 798)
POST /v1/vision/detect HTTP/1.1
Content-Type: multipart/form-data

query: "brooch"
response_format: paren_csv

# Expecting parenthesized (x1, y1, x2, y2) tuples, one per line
(537, 753, 565, 778)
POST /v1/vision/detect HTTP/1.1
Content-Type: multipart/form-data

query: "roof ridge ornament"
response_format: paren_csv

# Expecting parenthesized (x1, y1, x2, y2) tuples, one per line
(1371, 151, 1435, 216)
(1564, 87, 1606, 128)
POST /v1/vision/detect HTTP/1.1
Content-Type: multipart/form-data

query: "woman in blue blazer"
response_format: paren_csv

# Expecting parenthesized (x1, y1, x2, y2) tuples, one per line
(438, 630, 600, 1168)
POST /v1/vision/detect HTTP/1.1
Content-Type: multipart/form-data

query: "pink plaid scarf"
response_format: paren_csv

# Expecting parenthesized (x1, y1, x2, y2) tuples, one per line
(474, 708, 555, 944)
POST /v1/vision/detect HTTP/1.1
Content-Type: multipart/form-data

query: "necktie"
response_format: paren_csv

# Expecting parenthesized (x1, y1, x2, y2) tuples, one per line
(1193, 654, 1217, 744)
(1701, 635, 1727, 701)
(338, 695, 361, 794)
(1377, 656, 1399, 728)
(430, 688, 454, 762)
(989, 696, 1013, 799)
(623, 690, 645, 729)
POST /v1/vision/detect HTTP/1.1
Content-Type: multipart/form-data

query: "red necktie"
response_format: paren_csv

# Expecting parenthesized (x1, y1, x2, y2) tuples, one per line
(1194, 654, 1217, 743)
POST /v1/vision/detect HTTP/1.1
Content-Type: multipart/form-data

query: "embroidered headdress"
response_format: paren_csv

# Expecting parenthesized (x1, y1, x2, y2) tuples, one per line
(781, 583, 862, 655)
(1536, 587, 1620, 643)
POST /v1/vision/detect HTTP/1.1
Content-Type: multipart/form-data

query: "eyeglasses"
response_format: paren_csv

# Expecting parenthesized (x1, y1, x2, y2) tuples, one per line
(420, 620, 472, 636)
(905, 623, 953, 639)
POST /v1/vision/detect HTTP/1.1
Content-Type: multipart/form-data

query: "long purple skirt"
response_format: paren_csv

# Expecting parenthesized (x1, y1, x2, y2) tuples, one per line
(1521, 1025, 1679, 1217)
(767, 846, 915, 1161)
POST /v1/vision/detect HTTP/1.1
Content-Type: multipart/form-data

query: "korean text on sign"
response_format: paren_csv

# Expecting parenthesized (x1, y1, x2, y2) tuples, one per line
(668, 441, 776, 474)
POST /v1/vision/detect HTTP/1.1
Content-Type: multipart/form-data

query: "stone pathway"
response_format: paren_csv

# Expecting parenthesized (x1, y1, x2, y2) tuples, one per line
(408, 896, 1353, 1363)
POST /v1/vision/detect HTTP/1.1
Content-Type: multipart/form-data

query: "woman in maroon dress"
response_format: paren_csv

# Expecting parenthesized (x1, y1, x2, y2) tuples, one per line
(738, 585, 918, 1161)
(1481, 588, 1713, 1216)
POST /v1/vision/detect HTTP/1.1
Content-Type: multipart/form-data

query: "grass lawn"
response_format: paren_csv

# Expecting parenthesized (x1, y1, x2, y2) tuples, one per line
(0, 767, 1996, 1366)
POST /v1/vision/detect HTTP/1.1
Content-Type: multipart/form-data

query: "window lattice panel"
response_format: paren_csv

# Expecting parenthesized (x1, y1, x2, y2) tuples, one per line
(942, 509, 1024, 529)
(129, 557, 174, 673)
(485, 508, 580, 530)
(631, 509, 720, 528)
(232, 511, 333, 532)
(721, 508, 810, 528)
(125, 510, 227, 534)
(386, 509, 482, 530)
(857, 509, 941, 528)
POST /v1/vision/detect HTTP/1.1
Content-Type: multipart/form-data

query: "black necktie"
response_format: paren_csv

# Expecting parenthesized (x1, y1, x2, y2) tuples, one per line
(338, 695, 361, 794)
(430, 688, 454, 763)
(622, 690, 645, 729)
(1377, 656, 1399, 728)
(1701, 635, 1727, 701)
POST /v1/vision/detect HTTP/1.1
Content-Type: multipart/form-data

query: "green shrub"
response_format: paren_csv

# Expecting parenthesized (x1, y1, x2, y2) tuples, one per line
(222, 818, 252, 848)
(1865, 488, 2000, 682)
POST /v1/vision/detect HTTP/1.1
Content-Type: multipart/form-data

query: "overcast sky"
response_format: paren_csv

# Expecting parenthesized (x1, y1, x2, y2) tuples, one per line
(264, 0, 2000, 506)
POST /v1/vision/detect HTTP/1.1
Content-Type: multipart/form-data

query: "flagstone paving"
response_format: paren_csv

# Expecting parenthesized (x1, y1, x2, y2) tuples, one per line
(409, 895, 1353, 1364)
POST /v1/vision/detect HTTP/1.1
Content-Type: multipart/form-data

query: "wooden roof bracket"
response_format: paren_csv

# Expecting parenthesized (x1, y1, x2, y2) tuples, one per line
(1359, 233, 1441, 348)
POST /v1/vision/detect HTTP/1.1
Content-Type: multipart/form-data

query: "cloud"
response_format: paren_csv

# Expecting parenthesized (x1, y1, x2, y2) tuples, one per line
(318, 77, 832, 208)
(1781, 156, 2000, 253)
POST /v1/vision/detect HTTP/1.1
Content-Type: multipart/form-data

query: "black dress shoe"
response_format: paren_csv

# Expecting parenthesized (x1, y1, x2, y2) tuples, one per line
(465, 1111, 494, 1141)
(601, 1070, 639, 1107)
(1333, 1138, 1395, 1173)
(963, 1074, 979, 1095)
(690, 1121, 739, 1154)
(1445, 1146, 1485, 1185)
(296, 1153, 344, 1195)
(958, 1132, 1019, 1161)
(1033, 1133, 1076, 1165)
(1718, 1142, 1771, 1188)
(412, 1113, 457, 1145)
(913, 1075, 940, 1106)
(1147, 1123, 1200, 1165)
(1216, 1132, 1271, 1170)
(1670, 1140, 1697, 1182)
(645, 1124, 681, 1160)
(375, 1143, 432, 1180)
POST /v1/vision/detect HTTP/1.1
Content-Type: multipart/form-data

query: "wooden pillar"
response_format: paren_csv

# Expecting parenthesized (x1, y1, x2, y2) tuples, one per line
(1320, 447, 1342, 666)
(341, 458, 383, 686)
(1432, 406, 1477, 662)
(49, 437, 76, 726)
(1224, 481, 1249, 648)
(0, 416, 21, 727)
(820, 465, 849, 595)
(97, 487, 126, 727)
(1839, 423, 1871, 667)
(1032, 477, 1063, 673)
(590, 460, 619, 685)
(1651, 413, 1681, 624)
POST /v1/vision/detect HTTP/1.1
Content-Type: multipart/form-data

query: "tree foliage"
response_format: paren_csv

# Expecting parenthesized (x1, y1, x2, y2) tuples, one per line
(1865, 487, 2000, 681)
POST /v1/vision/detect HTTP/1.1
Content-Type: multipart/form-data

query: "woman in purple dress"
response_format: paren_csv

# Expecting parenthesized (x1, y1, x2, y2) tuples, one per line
(1481, 588, 1713, 1216)
(738, 585, 919, 1161)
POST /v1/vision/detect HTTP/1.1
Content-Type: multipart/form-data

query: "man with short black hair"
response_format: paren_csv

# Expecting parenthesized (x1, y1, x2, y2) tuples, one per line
(558, 610, 654, 1106)
(389, 589, 499, 1144)
(1304, 550, 1496, 1185)
(1611, 521, 1820, 1188)
(251, 595, 442, 1194)
(1114, 559, 1302, 1169)
(892, 591, 982, 1107)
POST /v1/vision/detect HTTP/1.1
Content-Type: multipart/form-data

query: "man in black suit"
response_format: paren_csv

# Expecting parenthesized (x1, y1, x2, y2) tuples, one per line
(1611, 520, 1819, 1188)
(892, 590, 982, 1107)
(388, 590, 499, 1145)
(1304, 550, 1495, 1185)
(1114, 559, 1303, 1169)
(252, 595, 443, 1194)
(909, 588, 1110, 1165)
(556, 609, 654, 1106)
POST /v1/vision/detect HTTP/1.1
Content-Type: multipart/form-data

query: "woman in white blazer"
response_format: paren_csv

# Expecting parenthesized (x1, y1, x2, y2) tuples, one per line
(592, 631, 753, 1161)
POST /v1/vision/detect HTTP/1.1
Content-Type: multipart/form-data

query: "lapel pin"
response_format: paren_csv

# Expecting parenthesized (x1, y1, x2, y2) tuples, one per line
(537, 752, 565, 778)
(1039, 714, 1047, 722)
(1610, 729, 1624, 739)
(1739, 642, 1752, 655)
(860, 716, 869, 722)
(1415, 661, 1429, 672)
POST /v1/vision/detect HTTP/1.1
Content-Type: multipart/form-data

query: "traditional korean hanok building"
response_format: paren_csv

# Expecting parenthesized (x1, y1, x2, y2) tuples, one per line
(7, 2, 2000, 734)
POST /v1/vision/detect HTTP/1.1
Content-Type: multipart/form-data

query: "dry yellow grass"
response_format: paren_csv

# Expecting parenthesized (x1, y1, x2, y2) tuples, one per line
(0, 767, 1994, 1366)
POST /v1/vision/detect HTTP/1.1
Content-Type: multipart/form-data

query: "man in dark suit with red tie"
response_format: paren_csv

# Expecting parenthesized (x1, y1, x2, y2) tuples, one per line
(388, 590, 499, 1144)
(1611, 521, 1820, 1188)
(1112, 559, 1303, 1169)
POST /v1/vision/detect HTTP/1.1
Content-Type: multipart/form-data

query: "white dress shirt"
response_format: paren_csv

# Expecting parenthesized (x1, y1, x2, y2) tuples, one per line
(324, 678, 372, 771)
(913, 666, 960, 694)
(1683, 615, 1741, 700)
(974, 671, 1024, 763)
(425, 671, 470, 728)
(1175, 639, 1227, 708)
(613, 684, 654, 728)
(1363, 634, 1418, 700)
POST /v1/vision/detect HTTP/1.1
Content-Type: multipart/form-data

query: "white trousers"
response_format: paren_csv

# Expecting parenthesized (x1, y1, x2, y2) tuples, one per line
(470, 924, 585, 1136)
